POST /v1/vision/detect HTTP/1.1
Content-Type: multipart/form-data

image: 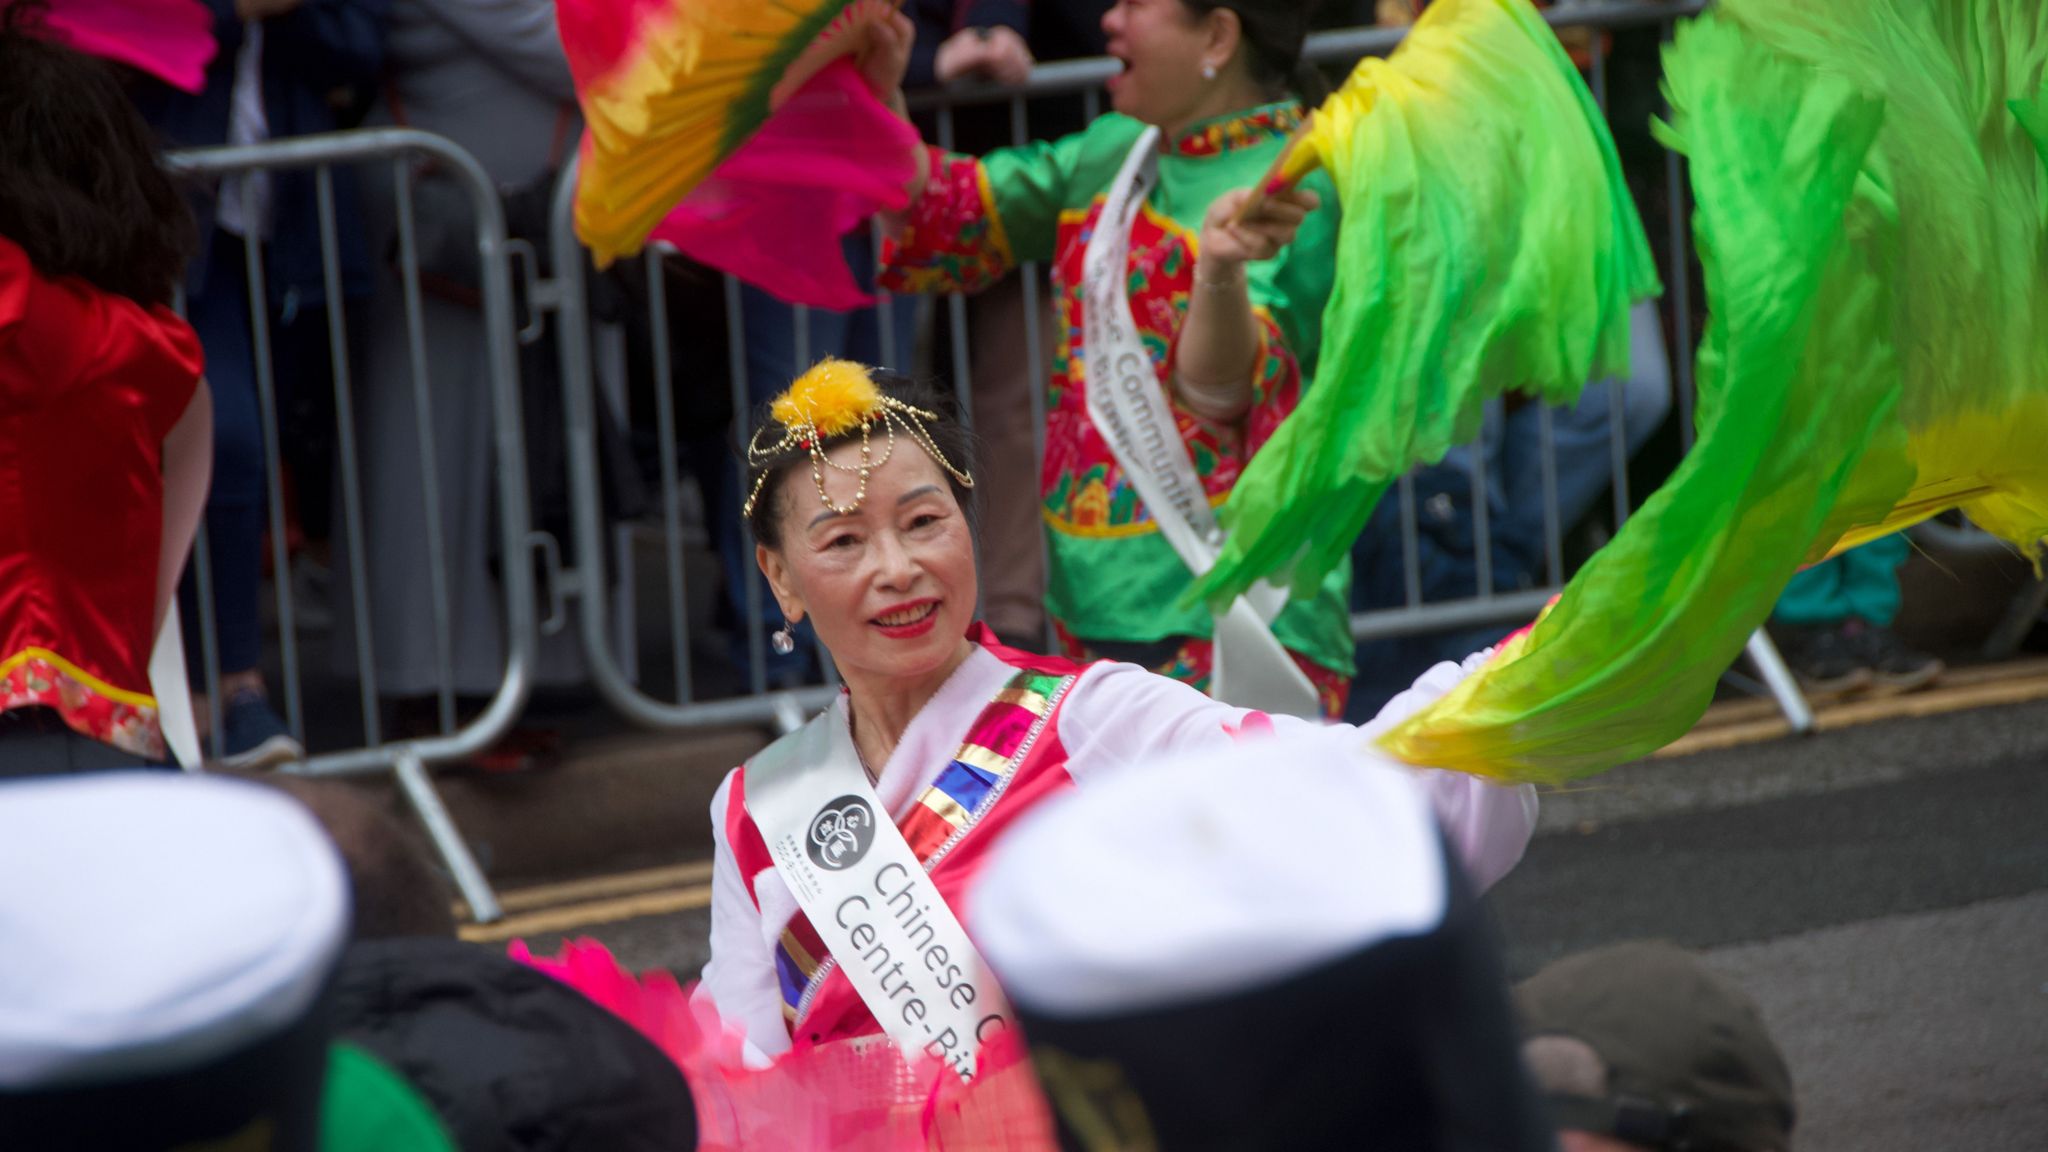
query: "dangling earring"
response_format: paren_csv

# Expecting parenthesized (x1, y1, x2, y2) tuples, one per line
(771, 619, 798, 656)
(1201, 62, 1217, 81)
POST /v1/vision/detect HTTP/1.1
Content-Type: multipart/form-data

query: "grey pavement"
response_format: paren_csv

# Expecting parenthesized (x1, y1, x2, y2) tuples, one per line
(1706, 893, 2048, 1152)
(519, 698, 2048, 1147)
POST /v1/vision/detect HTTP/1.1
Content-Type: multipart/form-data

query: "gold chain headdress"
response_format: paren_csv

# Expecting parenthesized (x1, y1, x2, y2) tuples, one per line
(742, 358, 975, 519)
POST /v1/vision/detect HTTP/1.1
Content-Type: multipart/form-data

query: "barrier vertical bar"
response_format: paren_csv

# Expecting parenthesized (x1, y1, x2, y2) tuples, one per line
(1664, 20, 1697, 453)
(192, 520, 226, 760)
(393, 163, 460, 735)
(1536, 403, 1564, 585)
(317, 166, 383, 747)
(936, 101, 975, 428)
(645, 252, 694, 701)
(239, 203, 304, 745)
(597, 322, 638, 671)
(727, 274, 770, 697)
(1398, 473, 1423, 608)
(1471, 409, 1494, 597)
(1586, 27, 1633, 531)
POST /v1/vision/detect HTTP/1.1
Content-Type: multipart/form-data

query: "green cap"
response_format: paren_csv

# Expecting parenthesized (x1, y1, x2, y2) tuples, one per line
(321, 1043, 455, 1152)
(1514, 941, 1795, 1152)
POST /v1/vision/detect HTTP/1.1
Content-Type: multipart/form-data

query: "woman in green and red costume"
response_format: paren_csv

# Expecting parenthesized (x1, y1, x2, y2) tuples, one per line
(864, 0, 1357, 716)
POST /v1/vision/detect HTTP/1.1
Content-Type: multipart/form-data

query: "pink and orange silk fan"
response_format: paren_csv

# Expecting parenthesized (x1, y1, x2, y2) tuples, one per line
(557, 0, 919, 309)
(513, 938, 1060, 1149)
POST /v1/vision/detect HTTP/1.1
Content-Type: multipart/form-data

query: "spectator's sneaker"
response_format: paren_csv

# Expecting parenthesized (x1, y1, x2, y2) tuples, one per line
(1845, 619, 1944, 694)
(218, 689, 305, 770)
(1770, 622, 1872, 695)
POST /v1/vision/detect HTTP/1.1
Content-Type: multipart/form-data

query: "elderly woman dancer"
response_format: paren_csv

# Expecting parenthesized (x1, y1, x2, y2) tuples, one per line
(697, 360, 1537, 1080)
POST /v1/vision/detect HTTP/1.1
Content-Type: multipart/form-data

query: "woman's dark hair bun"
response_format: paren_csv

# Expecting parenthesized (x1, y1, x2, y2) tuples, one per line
(1186, 0, 1327, 102)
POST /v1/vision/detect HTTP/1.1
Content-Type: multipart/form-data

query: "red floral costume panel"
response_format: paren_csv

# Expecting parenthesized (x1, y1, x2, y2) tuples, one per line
(0, 237, 203, 758)
(1039, 199, 1300, 537)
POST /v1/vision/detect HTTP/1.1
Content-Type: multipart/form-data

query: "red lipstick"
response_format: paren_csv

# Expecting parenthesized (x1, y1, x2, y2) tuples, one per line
(871, 599, 940, 640)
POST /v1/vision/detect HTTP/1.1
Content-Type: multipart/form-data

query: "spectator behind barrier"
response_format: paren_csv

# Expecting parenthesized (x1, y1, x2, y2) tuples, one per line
(334, 0, 588, 774)
(1516, 941, 1798, 1152)
(269, 777, 703, 1149)
(0, 6, 211, 774)
(129, 0, 388, 771)
(0, 772, 453, 1150)
(1770, 534, 1943, 696)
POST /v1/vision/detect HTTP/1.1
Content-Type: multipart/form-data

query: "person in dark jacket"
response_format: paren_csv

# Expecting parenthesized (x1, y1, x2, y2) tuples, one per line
(270, 776, 701, 1149)
(333, 938, 700, 1152)
(129, 0, 387, 769)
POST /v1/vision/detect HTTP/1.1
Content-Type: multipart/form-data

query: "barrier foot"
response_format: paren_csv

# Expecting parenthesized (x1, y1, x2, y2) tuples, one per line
(394, 750, 502, 923)
(1745, 629, 1816, 735)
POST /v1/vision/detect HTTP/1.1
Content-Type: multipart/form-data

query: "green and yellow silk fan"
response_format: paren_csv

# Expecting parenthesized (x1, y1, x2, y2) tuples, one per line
(1208, 0, 2048, 782)
(1379, 0, 2048, 781)
(1197, 0, 1659, 612)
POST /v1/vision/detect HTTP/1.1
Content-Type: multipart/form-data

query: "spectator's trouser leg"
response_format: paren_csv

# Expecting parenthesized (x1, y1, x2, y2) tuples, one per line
(964, 273, 1050, 648)
(178, 231, 268, 683)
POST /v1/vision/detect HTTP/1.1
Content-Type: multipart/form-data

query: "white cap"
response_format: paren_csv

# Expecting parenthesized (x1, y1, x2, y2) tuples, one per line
(0, 772, 349, 1089)
(969, 728, 1448, 1018)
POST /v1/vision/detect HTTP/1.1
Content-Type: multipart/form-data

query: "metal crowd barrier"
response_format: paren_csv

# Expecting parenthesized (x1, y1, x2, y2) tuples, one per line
(167, 129, 531, 921)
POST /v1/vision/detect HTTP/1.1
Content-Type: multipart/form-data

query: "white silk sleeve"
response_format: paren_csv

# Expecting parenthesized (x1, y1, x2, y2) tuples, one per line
(1353, 651, 1538, 892)
(1058, 653, 1538, 891)
(696, 771, 794, 1061)
(1054, 661, 1320, 778)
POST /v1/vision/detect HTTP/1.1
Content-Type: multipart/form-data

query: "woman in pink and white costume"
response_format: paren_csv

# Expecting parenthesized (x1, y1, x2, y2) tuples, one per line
(697, 359, 1537, 1066)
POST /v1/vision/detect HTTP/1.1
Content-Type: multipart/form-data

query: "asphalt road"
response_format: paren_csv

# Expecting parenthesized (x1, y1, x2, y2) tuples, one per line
(523, 699, 2048, 1149)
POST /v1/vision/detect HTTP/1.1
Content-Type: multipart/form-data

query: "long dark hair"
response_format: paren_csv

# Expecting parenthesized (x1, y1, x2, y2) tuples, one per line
(1185, 0, 1330, 104)
(0, 2, 196, 306)
(742, 371, 979, 550)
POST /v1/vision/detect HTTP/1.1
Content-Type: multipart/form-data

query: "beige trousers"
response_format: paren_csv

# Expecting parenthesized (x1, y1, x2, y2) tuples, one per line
(966, 272, 1056, 649)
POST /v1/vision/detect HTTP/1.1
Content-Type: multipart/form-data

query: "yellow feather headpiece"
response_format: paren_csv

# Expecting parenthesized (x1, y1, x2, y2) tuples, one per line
(743, 358, 974, 520)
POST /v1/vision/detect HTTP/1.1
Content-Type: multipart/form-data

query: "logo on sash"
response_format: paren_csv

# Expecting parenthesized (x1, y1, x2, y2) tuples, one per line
(807, 795, 876, 871)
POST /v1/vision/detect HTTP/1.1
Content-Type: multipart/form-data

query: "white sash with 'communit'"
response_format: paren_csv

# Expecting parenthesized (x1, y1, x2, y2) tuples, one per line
(1081, 126, 1320, 719)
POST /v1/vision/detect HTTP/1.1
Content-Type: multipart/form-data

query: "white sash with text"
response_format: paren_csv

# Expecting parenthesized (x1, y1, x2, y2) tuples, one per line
(745, 713, 1009, 1081)
(1080, 127, 1320, 719)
